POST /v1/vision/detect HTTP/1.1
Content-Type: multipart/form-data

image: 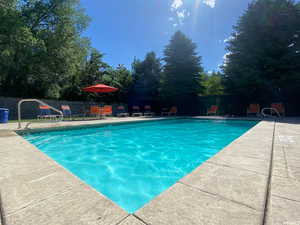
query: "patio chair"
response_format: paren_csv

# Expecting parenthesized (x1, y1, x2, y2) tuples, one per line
(162, 106, 177, 116)
(116, 105, 129, 117)
(144, 105, 155, 117)
(161, 107, 169, 116)
(37, 105, 60, 120)
(271, 103, 285, 116)
(61, 105, 72, 118)
(132, 106, 143, 117)
(247, 104, 260, 116)
(168, 106, 177, 116)
(89, 106, 102, 117)
(61, 105, 86, 120)
(102, 105, 113, 117)
(207, 105, 218, 116)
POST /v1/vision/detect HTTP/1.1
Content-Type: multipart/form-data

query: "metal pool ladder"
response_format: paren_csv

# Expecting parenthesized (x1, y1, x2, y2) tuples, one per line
(261, 107, 281, 118)
(18, 99, 64, 129)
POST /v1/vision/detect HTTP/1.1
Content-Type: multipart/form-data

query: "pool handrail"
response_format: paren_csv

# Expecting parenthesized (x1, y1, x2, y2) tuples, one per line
(261, 107, 281, 118)
(18, 99, 63, 129)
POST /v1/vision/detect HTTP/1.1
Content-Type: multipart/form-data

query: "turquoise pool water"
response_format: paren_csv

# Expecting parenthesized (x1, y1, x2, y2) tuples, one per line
(23, 119, 257, 213)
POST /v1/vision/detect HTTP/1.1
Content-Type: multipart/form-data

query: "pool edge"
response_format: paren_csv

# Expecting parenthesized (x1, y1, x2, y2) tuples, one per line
(0, 117, 280, 225)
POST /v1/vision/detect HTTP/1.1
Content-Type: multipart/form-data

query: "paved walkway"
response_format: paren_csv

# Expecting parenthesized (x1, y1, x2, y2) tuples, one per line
(266, 119, 300, 225)
(0, 117, 299, 225)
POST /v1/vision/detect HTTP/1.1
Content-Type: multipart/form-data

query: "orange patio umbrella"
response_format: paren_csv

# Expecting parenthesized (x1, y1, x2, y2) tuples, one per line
(82, 84, 118, 118)
(82, 84, 118, 93)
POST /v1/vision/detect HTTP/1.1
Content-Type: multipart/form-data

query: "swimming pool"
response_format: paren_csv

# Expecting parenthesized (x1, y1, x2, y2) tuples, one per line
(23, 119, 257, 213)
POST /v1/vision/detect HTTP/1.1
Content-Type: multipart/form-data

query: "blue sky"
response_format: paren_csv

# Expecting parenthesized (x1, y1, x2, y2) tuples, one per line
(80, 0, 254, 72)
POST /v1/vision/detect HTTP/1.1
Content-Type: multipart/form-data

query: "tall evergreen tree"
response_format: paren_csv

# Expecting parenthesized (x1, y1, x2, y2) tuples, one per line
(223, 0, 300, 105)
(131, 52, 161, 104)
(162, 31, 203, 112)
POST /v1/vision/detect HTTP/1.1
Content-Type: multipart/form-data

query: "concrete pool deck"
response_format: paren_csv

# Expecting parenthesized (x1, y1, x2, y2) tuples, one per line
(0, 117, 299, 225)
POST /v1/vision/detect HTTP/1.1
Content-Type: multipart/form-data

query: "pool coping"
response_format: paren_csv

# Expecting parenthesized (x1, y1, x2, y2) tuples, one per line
(1, 117, 300, 225)
(15, 116, 261, 134)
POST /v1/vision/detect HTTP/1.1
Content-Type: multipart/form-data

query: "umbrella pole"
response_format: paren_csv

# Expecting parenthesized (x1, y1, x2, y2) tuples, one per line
(96, 93, 104, 120)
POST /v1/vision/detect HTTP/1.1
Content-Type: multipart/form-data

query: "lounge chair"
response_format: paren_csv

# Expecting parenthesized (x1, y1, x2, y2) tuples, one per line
(247, 104, 260, 116)
(144, 105, 155, 117)
(89, 106, 102, 117)
(37, 105, 61, 120)
(132, 106, 143, 117)
(207, 105, 218, 116)
(162, 106, 177, 116)
(61, 105, 72, 118)
(61, 105, 85, 120)
(116, 105, 129, 117)
(102, 105, 113, 117)
(271, 103, 285, 116)
(161, 107, 169, 116)
(168, 106, 177, 116)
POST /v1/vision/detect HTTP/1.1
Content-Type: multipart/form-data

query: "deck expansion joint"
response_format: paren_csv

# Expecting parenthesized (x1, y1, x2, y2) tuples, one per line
(262, 121, 276, 225)
(271, 194, 300, 204)
(5, 189, 73, 217)
(205, 160, 268, 177)
(0, 192, 7, 225)
(132, 214, 149, 225)
(177, 181, 262, 212)
(114, 214, 130, 225)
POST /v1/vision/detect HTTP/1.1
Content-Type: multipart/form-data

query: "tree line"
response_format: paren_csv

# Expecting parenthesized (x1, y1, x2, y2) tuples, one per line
(0, 0, 222, 102)
(223, 0, 300, 107)
(1, 0, 300, 114)
(0, 0, 134, 101)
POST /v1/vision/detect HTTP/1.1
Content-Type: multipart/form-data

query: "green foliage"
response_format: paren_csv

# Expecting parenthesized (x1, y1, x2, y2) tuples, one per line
(223, 0, 300, 103)
(80, 48, 109, 86)
(200, 71, 224, 96)
(60, 48, 107, 100)
(131, 52, 162, 103)
(102, 65, 133, 102)
(161, 31, 203, 106)
(0, 0, 133, 103)
(0, 0, 90, 99)
(4, 0, 300, 115)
